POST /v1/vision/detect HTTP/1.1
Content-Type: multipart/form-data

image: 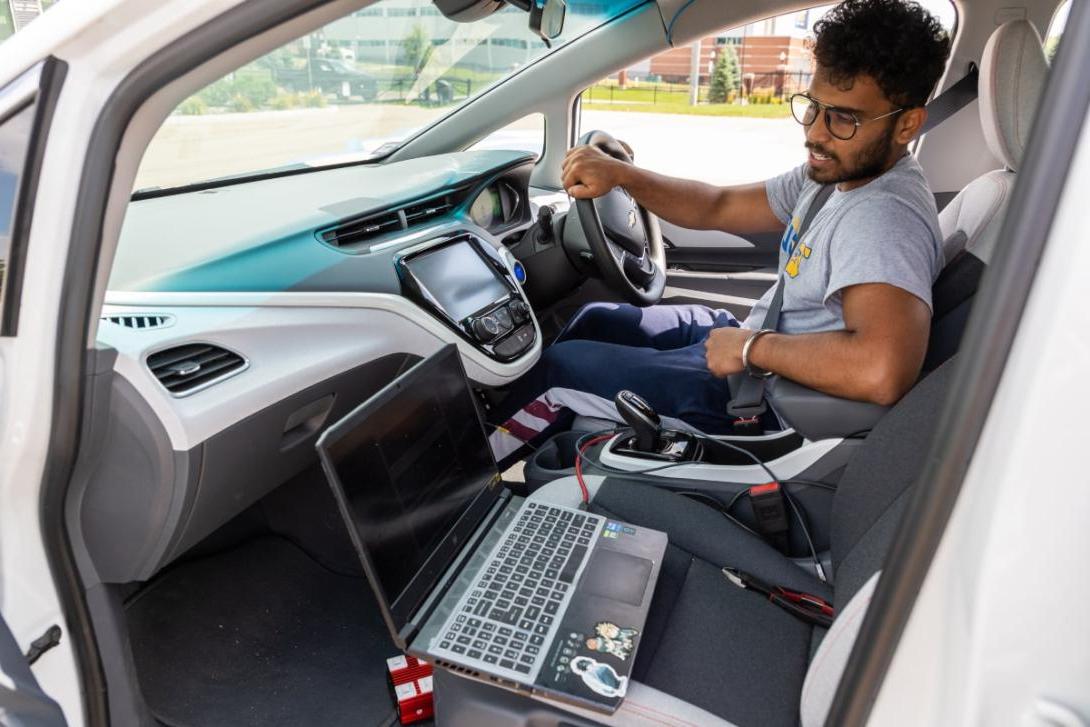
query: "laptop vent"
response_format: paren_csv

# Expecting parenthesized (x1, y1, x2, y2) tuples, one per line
(147, 343, 247, 396)
(101, 313, 175, 330)
(316, 188, 469, 251)
(434, 659, 481, 679)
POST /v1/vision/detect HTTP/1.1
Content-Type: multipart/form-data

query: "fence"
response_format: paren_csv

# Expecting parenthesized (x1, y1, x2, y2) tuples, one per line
(586, 70, 812, 107)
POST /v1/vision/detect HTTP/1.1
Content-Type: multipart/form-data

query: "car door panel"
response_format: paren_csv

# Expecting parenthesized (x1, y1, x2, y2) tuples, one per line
(658, 220, 779, 315)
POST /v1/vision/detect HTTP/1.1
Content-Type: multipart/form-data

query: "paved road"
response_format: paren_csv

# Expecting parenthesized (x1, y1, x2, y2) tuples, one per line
(135, 105, 804, 191)
(581, 110, 804, 186)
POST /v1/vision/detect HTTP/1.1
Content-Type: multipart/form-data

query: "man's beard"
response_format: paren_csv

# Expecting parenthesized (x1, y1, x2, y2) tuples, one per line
(806, 128, 895, 185)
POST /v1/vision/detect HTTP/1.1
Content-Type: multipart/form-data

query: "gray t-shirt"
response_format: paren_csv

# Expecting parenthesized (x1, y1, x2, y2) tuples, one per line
(742, 154, 943, 334)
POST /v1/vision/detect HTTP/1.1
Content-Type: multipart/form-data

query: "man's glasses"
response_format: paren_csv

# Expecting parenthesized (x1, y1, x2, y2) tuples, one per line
(789, 93, 903, 141)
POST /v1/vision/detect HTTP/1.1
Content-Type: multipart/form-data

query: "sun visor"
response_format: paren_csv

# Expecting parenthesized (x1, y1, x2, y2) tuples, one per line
(433, 0, 506, 22)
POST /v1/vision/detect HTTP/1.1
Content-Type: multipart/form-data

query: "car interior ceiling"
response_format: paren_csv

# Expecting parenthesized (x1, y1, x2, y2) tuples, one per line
(77, 1, 1066, 726)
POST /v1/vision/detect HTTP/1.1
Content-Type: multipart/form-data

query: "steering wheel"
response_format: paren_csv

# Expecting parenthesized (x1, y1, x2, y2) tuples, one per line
(574, 130, 666, 307)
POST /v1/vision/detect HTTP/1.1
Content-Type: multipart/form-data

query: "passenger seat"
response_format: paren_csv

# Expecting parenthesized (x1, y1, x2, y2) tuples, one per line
(438, 357, 955, 726)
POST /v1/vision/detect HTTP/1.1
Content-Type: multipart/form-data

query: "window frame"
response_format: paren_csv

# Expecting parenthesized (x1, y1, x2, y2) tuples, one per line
(0, 59, 66, 337)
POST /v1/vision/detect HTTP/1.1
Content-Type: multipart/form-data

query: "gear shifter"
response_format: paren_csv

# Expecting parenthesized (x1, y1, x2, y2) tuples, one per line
(614, 390, 663, 452)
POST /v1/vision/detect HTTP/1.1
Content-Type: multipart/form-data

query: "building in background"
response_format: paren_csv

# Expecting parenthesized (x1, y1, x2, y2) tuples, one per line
(1, 0, 60, 43)
(648, 6, 829, 93)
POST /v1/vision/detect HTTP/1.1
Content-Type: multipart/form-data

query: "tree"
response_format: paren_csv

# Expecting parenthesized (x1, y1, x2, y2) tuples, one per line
(708, 45, 740, 103)
(400, 24, 433, 75)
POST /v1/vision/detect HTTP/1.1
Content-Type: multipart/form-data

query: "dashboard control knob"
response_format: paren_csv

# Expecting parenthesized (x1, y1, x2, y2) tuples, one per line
(472, 316, 500, 341)
(510, 300, 531, 323)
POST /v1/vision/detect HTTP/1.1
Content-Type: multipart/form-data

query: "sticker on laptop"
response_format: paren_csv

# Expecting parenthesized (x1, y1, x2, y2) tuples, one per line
(584, 621, 638, 661)
(570, 656, 628, 698)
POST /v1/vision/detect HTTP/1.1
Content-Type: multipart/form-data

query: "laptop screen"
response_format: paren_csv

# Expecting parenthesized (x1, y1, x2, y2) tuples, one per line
(317, 345, 502, 639)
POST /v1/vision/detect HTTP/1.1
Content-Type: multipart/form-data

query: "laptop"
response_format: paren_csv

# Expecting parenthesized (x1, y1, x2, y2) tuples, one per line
(316, 344, 667, 713)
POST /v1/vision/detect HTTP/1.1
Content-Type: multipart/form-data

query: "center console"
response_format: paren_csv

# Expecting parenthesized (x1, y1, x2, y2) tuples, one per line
(397, 233, 537, 362)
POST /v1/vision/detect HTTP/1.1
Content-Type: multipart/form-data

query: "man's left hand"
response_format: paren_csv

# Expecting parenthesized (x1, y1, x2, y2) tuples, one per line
(705, 326, 750, 378)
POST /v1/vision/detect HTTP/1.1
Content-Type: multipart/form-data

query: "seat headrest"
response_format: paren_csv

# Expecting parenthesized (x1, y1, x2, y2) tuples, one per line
(979, 20, 1048, 172)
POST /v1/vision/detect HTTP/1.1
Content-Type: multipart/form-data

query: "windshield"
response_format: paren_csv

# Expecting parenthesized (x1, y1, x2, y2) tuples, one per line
(135, 0, 644, 193)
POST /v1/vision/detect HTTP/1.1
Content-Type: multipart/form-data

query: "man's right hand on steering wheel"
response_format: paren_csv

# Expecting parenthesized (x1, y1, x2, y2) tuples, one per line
(561, 142, 634, 199)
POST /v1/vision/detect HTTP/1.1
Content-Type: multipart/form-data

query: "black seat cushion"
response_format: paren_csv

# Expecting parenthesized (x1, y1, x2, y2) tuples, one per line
(829, 359, 954, 604)
(591, 485, 821, 726)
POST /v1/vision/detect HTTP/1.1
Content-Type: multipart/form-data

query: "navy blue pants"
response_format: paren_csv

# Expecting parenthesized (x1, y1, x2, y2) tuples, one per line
(488, 302, 742, 461)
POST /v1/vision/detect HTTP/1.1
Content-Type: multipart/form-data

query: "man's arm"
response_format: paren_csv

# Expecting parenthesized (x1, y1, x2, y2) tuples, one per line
(705, 283, 931, 405)
(561, 145, 783, 235)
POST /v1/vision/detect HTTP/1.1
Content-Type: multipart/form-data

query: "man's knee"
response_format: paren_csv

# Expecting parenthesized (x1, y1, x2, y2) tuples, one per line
(563, 302, 631, 339)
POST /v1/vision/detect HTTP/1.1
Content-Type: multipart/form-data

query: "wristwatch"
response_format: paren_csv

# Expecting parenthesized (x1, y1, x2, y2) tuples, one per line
(742, 328, 775, 378)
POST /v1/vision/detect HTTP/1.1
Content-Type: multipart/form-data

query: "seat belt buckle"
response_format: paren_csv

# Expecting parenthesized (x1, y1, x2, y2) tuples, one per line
(748, 482, 790, 550)
(727, 398, 767, 435)
(731, 414, 762, 435)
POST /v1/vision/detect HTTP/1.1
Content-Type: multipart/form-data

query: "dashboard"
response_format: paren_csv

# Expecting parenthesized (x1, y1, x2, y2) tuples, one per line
(87, 149, 572, 585)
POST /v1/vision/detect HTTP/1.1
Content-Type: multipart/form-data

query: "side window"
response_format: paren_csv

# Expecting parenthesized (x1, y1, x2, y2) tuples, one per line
(1045, 0, 1070, 62)
(466, 113, 545, 158)
(0, 100, 36, 335)
(576, 2, 956, 186)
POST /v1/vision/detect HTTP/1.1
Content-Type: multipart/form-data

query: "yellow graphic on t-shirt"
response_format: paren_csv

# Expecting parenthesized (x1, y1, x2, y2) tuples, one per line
(784, 242, 812, 278)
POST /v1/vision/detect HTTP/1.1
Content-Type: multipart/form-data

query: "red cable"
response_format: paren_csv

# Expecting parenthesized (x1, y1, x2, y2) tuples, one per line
(575, 434, 615, 505)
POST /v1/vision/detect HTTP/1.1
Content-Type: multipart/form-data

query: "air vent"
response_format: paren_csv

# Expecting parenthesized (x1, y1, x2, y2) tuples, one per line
(402, 196, 453, 226)
(317, 188, 469, 250)
(147, 343, 246, 396)
(318, 210, 402, 248)
(101, 313, 175, 330)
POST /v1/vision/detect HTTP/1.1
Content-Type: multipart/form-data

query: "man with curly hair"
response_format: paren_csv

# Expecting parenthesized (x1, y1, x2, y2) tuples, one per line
(490, 0, 951, 460)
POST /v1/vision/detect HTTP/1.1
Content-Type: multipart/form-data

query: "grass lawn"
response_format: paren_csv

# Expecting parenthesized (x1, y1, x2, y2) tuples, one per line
(583, 83, 792, 118)
(583, 101, 792, 118)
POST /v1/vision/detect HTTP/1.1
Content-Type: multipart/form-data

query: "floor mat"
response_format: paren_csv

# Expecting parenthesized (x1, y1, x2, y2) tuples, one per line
(126, 536, 400, 727)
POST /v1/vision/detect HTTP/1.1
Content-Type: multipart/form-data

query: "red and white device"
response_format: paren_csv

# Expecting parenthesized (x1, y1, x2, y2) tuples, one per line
(387, 654, 434, 724)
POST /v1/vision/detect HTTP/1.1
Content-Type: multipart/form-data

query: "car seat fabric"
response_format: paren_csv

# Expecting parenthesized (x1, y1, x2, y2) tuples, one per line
(936, 18, 1046, 262)
(978, 20, 1049, 174)
(829, 361, 950, 604)
(798, 571, 881, 727)
(928, 21, 1046, 369)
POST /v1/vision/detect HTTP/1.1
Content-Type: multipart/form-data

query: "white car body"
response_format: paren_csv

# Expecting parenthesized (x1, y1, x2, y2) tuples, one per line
(0, 0, 1087, 724)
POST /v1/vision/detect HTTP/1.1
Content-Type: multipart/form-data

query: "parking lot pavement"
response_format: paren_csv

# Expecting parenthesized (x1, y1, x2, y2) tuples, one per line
(580, 110, 804, 185)
(134, 105, 804, 192)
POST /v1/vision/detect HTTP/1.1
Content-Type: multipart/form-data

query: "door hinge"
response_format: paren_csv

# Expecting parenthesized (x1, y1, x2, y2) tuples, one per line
(25, 625, 62, 665)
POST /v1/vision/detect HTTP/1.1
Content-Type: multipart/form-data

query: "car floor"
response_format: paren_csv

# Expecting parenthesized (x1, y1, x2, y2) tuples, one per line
(125, 533, 404, 727)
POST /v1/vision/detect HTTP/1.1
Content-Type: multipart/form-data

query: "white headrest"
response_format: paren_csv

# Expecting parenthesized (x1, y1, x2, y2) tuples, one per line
(979, 20, 1049, 172)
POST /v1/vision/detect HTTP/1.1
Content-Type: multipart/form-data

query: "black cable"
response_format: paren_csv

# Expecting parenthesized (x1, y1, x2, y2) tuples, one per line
(783, 488, 826, 582)
(673, 490, 760, 537)
(690, 428, 828, 580)
(782, 478, 838, 491)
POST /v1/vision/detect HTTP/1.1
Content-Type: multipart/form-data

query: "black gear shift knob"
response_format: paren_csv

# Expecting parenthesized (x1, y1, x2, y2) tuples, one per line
(614, 390, 662, 452)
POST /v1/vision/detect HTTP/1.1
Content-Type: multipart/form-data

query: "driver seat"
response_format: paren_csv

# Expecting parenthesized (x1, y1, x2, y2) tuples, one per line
(570, 19, 1048, 439)
(924, 18, 1048, 370)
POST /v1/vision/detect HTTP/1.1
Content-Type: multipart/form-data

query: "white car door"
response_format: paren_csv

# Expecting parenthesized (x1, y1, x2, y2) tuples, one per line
(0, 1, 357, 722)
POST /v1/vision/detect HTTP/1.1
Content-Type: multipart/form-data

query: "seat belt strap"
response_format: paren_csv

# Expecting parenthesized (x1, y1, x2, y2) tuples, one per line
(727, 184, 834, 432)
(921, 64, 979, 134)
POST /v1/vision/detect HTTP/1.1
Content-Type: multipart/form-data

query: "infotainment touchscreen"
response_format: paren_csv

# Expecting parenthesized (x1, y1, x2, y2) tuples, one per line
(406, 241, 510, 321)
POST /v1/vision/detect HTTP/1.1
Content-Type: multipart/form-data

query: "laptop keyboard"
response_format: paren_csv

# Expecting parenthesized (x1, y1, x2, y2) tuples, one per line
(432, 502, 603, 679)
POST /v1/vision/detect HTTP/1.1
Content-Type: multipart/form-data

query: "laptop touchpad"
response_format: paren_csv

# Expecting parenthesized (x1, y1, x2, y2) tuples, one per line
(581, 549, 652, 607)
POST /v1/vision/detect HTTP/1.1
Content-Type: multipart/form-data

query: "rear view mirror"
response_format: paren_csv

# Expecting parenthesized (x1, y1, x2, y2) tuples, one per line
(530, 0, 566, 45)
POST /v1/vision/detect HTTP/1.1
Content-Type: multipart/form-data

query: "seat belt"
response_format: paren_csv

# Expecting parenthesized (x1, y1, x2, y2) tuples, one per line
(727, 184, 834, 434)
(921, 64, 979, 134)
